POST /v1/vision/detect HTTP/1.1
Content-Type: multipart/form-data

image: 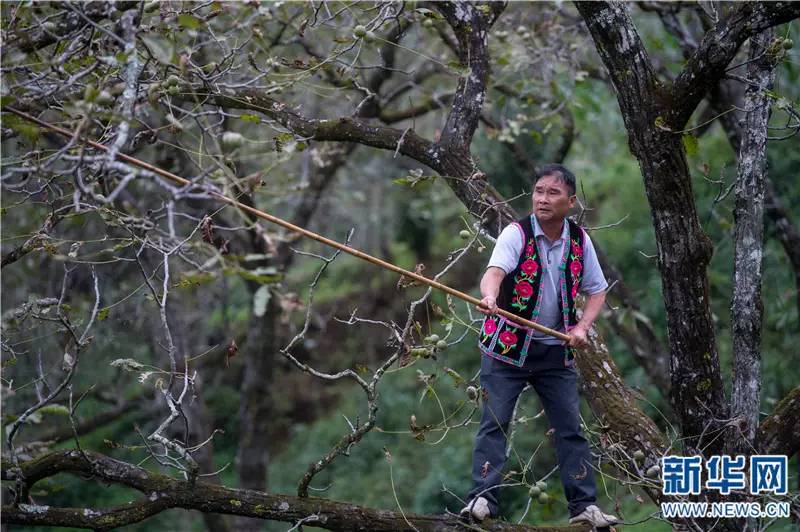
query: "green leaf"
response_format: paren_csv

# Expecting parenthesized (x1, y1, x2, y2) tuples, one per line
(5, 114, 40, 143)
(239, 114, 261, 123)
(225, 266, 282, 285)
(443, 367, 465, 388)
(110, 358, 145, 371)
(177, 14, 201, 30)
(253, 285, 271, 317)
(141, 34, 176, 65)
(174, 272, 215, 289)
(39, 404, 70, 416)
(682, 134, 699, 156)
(446, 61, 470, 77)
(392, 173, 436, 188)
(97, 307, 110, 321)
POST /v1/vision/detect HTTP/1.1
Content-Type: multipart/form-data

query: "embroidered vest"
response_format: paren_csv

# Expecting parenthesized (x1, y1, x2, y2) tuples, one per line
(478, 216, 585, 367)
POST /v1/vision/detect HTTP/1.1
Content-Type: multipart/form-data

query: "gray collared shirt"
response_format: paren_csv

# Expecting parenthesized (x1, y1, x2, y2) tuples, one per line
(486, 215, 608, 345)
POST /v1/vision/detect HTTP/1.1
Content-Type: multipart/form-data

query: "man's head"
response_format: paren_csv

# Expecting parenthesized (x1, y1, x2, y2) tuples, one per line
(531, 164, 577, 223)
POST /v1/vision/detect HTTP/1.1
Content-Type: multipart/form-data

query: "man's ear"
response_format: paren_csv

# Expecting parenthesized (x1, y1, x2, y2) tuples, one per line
(568, 194, 577, 208)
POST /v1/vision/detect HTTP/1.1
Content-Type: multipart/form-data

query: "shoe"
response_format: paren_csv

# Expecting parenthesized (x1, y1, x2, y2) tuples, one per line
(459, 496, 491, 521)
(568, 504, 619, 527)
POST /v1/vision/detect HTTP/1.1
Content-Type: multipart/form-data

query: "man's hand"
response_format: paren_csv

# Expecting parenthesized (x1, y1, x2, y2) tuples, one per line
(476, 296, 498, 315)
(567, 325, 589, 349)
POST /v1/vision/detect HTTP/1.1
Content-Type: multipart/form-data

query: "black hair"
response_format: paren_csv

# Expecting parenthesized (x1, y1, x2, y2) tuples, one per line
(534, 163, 576, 196)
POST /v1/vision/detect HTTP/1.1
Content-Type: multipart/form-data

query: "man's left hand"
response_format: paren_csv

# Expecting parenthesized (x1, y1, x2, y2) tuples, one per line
(567, 326, 589, 349)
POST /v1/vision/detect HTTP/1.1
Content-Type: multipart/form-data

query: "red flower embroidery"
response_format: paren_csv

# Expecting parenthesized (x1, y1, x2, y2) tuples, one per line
(520, 260, 539, 276)
(515, 280, 534, 299)
(569, 260, 582, 276)
(571, 284, 579, 299)
(499, 330, 518, 347)
(571, 242, 582, 256)
(526, 245, 535, 256)
(483, 318, 498, 336)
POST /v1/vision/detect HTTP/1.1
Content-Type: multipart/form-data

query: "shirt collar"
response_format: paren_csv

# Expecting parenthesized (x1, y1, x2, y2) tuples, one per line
(530, 214, 568, 241)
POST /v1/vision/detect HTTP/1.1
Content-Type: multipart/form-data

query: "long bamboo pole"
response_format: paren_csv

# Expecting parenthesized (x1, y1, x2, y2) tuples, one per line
(4, 106, 570, 342)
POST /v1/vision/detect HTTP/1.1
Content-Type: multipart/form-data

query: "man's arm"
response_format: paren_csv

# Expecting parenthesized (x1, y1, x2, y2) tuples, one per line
(477, 267, 506, 315)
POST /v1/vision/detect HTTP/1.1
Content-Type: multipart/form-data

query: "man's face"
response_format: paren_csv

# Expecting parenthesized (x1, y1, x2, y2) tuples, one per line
(532, 174, 576, 223)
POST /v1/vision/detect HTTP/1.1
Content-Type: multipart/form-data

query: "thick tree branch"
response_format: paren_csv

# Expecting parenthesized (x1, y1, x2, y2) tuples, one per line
(757, 386, 800, 456)
(0, 449, 588, 531)
(574, 2, 663, 133)
(189, 87, 441, 168)
(434, 1, 506, 155)
(669, 1, 800, 129)
(577, 328, 666, 504)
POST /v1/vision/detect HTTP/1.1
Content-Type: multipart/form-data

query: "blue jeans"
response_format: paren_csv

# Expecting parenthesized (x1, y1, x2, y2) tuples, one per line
(466, 343, 596, 518)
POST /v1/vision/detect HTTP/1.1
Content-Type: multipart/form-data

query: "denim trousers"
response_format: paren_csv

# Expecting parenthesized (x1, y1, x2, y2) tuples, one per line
(466, 343, 596, 518)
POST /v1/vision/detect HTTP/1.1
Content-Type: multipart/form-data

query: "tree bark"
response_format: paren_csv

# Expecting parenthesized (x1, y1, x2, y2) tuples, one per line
(758, 385, 800, 456)
(711, 82, 800, 331)
(727, 29, 777, 456)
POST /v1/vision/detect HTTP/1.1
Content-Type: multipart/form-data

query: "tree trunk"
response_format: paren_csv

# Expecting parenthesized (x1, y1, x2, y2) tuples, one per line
(576, 1, 727, 456)
(727, 29, 777, 456)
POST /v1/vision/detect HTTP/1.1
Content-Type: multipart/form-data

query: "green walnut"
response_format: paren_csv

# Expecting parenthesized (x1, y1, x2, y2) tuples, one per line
(353, 25, 367, 38)
(222, 131, 244, 149)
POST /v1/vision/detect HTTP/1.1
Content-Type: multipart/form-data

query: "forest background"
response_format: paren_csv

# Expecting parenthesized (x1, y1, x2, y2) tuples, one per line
(1, 1, 799, 531)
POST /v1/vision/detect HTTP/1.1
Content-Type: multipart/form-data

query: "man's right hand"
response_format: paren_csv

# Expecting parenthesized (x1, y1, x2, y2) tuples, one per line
(476, 296, 498, 315)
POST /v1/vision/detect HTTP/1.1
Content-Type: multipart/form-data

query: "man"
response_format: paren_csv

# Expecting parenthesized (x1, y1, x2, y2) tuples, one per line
(460, 164, 618, 528)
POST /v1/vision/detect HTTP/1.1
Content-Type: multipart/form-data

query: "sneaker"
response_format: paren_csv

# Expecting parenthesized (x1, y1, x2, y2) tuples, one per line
(568, 504, 619, 527)
(459, 496, 491, 521)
